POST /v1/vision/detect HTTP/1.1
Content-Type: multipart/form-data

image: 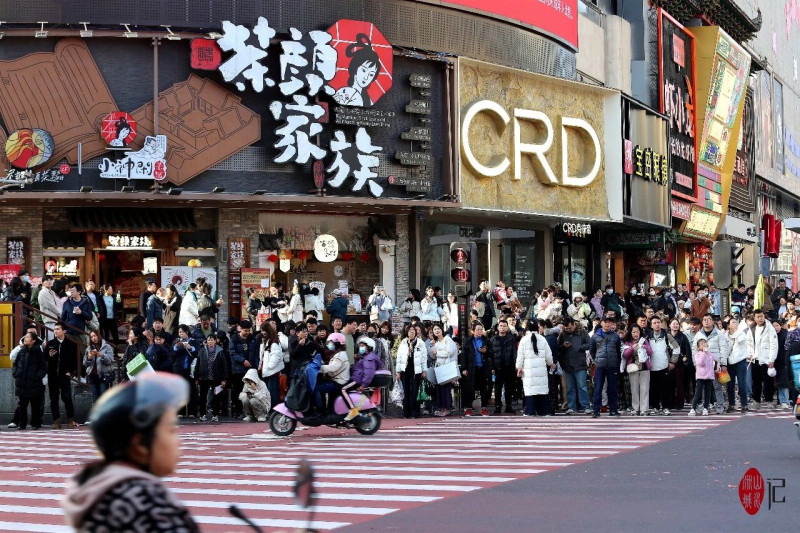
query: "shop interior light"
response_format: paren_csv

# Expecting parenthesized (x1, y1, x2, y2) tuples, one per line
(162, 25, 181, 40)
(35, 21, 48, 38)
(120, 185, 135, 192)
(122, 24, 138, 38)
(167, 187, 183, 195)
(79, 22, 93, 38)
(212, 186, 225, 193)
(79, 186, 93, 193)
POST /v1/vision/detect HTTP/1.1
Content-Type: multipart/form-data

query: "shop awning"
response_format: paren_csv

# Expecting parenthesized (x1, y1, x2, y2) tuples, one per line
(178, 230, 216, 249)
(43, 231, 85, 257)
(67, 208, 196, 231)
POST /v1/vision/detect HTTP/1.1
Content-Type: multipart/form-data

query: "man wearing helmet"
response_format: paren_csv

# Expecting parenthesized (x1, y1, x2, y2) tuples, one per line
(62, 372, 199, 531)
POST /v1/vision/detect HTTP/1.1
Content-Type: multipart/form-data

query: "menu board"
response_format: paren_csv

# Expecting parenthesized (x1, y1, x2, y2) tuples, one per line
(509, 242, 536, 314)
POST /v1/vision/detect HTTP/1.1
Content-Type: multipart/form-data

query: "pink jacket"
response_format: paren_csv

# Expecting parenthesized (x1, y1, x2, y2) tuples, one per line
(694, 350, 715, 380)
(622, 340, 652, 370)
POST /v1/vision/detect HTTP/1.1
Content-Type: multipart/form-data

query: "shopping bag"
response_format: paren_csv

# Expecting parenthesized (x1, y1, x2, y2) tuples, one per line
(716, 368, 731, 384)
(389, 380, 404, 406)
(434, 361, 460, 384)
(425, 365, 438, 384)
(417, 381, 431, 401)
(370, 388, 381, 405)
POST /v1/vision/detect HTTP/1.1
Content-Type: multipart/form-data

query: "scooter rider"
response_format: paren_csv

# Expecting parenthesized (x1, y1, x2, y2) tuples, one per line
(314, 332, 350, 411)
(342, 336, 386, 420)
(62, 372, 199, 532)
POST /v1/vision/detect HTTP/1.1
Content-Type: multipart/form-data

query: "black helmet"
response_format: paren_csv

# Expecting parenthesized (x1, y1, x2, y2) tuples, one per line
(89, 372, 188, 462)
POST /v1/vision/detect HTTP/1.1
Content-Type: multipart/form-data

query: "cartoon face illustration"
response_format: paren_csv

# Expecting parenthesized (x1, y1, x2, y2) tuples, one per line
(327, 21, 393, 108)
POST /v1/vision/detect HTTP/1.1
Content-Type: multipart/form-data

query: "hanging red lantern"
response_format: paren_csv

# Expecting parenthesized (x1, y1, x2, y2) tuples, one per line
(298, 250, 308, 260)
(267, 254, 278, 263)
(341, 251, 353, 261)
(284, 250, 293, 259)
(359, 252, 370, 262)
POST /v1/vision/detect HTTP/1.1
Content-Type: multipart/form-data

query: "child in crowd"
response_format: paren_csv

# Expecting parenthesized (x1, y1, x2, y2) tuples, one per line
(689, 338, 714, 416)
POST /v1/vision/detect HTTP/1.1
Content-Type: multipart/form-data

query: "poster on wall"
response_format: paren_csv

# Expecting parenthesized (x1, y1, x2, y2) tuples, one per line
(6, 237, 29, 271)
(241, 268, 272, 327)
(659, 10, 697, 201)
(0, 264, 21, 284)
(774, 78, 784, 174)
(754, 71, 773, 169)
(161, 266, 217, 297)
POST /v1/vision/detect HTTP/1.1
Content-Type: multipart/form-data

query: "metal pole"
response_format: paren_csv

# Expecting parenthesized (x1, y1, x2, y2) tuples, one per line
(152, 37, 161, 193)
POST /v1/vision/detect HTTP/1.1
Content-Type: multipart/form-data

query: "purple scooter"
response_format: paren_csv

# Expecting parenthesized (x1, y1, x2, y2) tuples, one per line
(268, 370, 391, 437)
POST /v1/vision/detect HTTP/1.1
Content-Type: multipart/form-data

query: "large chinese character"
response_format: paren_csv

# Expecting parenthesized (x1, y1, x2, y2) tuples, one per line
(327, 128, 384, 197)
(269, 95, 326, 164)
(278, 28, 337, 97)
(217, 17, 276, 92)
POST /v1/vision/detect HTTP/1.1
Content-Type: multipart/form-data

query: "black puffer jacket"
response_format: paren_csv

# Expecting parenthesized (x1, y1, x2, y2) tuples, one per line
(13, 344, 47, 399)
(491, 334, 517, 369)
(590, 330, 621, 370)
(558, 329, 591, 372)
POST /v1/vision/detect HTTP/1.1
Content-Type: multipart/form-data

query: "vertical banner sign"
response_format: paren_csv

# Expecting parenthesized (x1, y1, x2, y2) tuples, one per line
(754, 71, 773, 169)
(658, 10, 697, 201)
(240, 268, 272, 328)
(227, 238, 250, 320)
(733, 88, 754, 191)
(774, 78, 784, 174)
(6, 237, 29, 271)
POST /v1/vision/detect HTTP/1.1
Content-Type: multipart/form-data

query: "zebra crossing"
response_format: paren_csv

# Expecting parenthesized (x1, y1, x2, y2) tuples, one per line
(0, 413, 781, 531)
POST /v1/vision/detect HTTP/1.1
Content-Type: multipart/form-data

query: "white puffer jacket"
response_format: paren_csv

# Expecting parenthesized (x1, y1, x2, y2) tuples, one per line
(259, 340, 284, 378)
(515, 332, 553, 396)
(692, 327, 729, 365)
(727, 322, 753, 365)
(396, 338, 427, 375)
(751, 323, 778, 364)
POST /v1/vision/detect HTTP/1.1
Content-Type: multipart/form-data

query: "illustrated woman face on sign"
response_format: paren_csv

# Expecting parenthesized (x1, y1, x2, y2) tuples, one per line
(333, 34, 380, 108)
(110, 117, 132, 147)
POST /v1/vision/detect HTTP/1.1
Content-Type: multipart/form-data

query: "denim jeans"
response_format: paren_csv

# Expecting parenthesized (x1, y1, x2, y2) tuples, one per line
(87, 373, 109, 403)
(778, 387, 789, 405)
(593, 366, 618, 414)
(726, 360, 748, 409)
(565, 369, 589, 411)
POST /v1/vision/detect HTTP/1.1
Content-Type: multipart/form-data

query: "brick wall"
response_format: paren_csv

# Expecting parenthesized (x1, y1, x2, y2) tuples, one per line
(1, 207, 43, 276)
(217, 208, 259, 325)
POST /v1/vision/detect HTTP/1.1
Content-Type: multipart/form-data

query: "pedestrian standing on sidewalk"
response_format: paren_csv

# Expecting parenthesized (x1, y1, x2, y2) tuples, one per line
(647, 316, 672, 415)
(459, 322, 493, 416)
(13, 332, 47, 430)
(45, 324, 79, 428)
(669, 318, 693, 411)
(558, 317, 591, 414)
(431, 324, 458, 417)
(590, 317, 622, 417)
(622, 324, 652, 416)
(725, 317, 751, 412)
(749, 309, 778, 409)
(491, 319, 517, 414)
(196, 334, 229, 422)
(516, 319, 554, 416)
(689, 338, 714, 416)
(772, 318, 791, 409)
(691, 313, 729, 414)
(396, 325, 428, 418)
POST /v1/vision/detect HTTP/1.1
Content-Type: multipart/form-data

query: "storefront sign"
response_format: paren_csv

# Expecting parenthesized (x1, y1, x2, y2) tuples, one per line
(107, 235, 153, 250)
(459, 58, 621, 221)
(733, 89, 754, 189)
(561, 222, 592, 238)
(424, 0, 579, 50)
(101, 112, 137, 148)
(6, 238, 28, 269)
(5, 128, 54, 169)
(0, 264, 21, 283)
(682, 207, 721, 240)
(753, 70, 773, 169)
(241, 268, 271, 326)
(161, 266, 216, 295)
(658, 10, 697, 201)
(313, 234, 339, 263)
(605, 231, 665, 250)
(44, 257, 79, 277)
(671, 199, 692, 221)
(622, 98, 670, 226)
(99, 135, 167, 180)
(190, 38, 222, 71)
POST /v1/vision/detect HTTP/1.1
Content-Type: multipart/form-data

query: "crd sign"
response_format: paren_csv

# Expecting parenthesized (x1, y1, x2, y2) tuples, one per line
(461, 100, 601, 187)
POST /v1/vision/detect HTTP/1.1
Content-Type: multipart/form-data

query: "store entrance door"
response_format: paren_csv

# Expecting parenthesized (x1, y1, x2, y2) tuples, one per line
(556, 242, 589, 297)
(95, 249, 163, 322)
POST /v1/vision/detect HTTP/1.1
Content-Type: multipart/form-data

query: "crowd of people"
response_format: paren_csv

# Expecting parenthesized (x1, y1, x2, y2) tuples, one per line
(5, 267, 800, 429)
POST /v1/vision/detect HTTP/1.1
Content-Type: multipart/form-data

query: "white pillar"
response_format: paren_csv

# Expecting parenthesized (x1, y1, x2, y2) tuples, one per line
(374, 236, 397, 302)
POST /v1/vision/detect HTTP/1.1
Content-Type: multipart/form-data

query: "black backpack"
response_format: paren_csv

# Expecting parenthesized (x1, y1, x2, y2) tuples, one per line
(284, 368, 311, 412)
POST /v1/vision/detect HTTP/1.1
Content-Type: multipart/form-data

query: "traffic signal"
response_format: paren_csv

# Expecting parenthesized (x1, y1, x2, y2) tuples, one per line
(712, 240, 745, 288)
(450, 242, 476, 296)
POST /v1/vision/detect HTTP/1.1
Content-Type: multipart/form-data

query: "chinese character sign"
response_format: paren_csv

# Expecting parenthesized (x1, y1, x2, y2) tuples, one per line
(739, 467, 765, 515)
(314, 234, 339, 263)
(6, 237, 28, 268)
(190, 38, 222, 71)
(228, 238, 249, 270)
(99, 135, 168, 180)
(659, 11, 696, 200)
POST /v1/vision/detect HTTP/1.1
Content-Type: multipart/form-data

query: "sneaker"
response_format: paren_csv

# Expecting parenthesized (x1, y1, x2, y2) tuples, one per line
(67, 419, 79, 429)
(610, 411, 621, 417)
(31, 426, 40, 430)
(688, 409, 696, 416)
(199, 415, 208, 422)
(521, 413, 531, 417)
(725, 406, 735, 413)
(6, 422, 17, 429)
(564, 409, 575, 415)
(662, 409, 670, 416)
(780, 403, 791, 409)
(211, 416, 219, 422)
(702, 408, 709, 416)
(464, 409, 473, 417)
(740, 407, 749, 414)
(481, 408, 489, 416)
(243, 416, 254, 422)
(591, 412, 600, 418)
(583, 409, 592, 415)
(83, 420, 92, 426)
(345, 408, 360, 421)
(257, 415, 268, 422)
(52, 420, 62, 430)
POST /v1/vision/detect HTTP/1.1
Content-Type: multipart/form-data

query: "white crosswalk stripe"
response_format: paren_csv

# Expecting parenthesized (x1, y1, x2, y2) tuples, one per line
(0, 415, 746, 531)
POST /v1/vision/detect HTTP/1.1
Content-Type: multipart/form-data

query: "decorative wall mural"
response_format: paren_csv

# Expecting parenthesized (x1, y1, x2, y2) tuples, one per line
(5, 128, 54, 169)
(327, 20, 393, 108)
(101, 112, 137, 148)
(0, 39, 117, 168)
(131, 75, 261, 186)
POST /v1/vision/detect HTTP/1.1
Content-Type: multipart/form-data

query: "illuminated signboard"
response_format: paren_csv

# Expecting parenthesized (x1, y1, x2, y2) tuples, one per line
(683, 207, 721, 239)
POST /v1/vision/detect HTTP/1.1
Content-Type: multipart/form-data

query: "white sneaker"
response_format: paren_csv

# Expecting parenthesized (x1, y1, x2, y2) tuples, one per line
(583, 409, 592, 415)
(702, 408, 709, 416)
(211, 416, 219, 422)
(780, 403, 791, 409)
(688, 409, 696, 416)
(564, 409, 575, 415)
(243, 416, 254, 422)
(6, 422, 17, 429)
(662, 409, 670, 416)
(199, 415, 208, 422)
(257, 415, 267, 422)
